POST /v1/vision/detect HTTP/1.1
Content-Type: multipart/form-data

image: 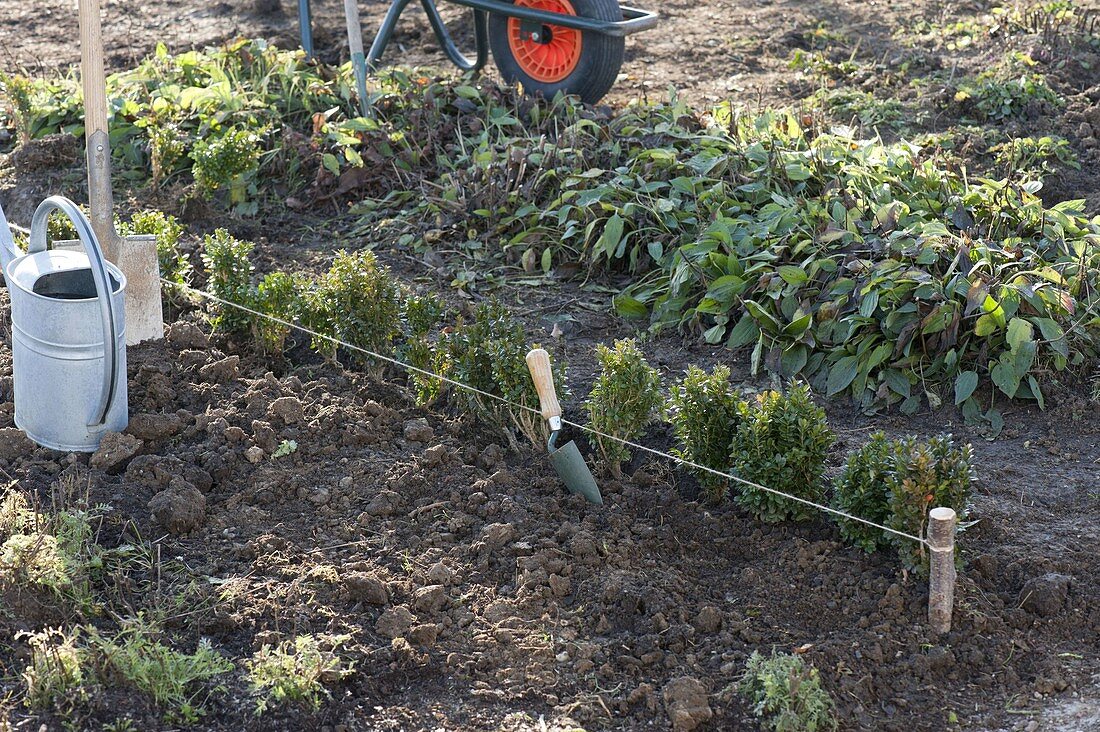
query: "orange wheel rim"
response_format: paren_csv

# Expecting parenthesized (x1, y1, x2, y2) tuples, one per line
(507, 0, 582, 84)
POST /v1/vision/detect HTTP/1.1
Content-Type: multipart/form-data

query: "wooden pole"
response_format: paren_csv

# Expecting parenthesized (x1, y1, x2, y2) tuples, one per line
(927, 507, 957, 635)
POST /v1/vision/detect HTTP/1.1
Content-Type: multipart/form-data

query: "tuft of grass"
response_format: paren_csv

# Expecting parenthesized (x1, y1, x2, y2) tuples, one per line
(739, 650, 838, 732)
(585, 339, 663, 471)
(246, 634, 354, 715)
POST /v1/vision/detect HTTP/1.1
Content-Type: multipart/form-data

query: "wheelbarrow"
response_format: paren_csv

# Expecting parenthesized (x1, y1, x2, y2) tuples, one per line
(297, 0, 657, 104)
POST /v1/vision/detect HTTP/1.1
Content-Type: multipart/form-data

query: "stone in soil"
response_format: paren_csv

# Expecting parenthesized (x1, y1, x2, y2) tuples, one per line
(126, 412, 184, 442)
(148, 477, 206, 535)
(364, 489, 403, 517)
(268, 396, 304, 424)
(403, 418, 433, 442)
(90, 432, 143, 472)
(166, 321, 209, 349)
(376, 605, 416, 639)
(0, 427, 35, 461)
(345, 572, 389, 605)
(1019, 573, 1073, 617)
(662, 676, 713, 732)
(126, 455, 213, 493)
(199, 355, 240, 384)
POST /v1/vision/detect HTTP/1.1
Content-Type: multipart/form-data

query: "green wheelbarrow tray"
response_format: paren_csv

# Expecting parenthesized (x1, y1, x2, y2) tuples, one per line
(298, 0, 657, 105)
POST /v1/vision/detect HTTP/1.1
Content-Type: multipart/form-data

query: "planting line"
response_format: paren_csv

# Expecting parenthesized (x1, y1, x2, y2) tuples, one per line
(161, 278, 927, 546)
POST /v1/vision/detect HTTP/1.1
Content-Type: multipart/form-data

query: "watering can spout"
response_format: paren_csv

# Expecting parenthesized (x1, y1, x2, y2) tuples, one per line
(0, 200, 18, 284)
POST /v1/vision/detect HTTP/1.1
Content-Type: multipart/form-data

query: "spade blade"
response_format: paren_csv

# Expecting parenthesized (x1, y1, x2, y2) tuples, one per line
(549, 439, 602, 505)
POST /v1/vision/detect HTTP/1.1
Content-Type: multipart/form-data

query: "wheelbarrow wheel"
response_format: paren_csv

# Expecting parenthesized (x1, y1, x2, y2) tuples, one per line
(488, 0, 624, 104)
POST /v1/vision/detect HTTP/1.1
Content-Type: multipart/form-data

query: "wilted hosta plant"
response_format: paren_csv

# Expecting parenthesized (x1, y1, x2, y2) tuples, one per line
(831, 432, 899, 553)
(585, 339, 663, 471)
(200, 229, 254, 335)
(731, 383, 834, 522)
(668, 365, 743, 502)
(887, 434, 973, 572)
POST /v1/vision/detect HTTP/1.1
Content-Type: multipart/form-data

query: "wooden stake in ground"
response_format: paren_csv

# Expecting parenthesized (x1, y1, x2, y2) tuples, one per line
(927, 506, 958, 635)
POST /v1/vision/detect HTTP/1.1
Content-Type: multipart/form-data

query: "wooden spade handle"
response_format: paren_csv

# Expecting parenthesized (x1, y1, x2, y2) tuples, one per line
(79, 0, 109, 138)
(525, 348, 561, 422)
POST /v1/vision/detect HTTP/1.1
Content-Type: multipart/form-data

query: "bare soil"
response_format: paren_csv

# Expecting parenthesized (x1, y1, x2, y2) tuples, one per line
(1, 1, 1099, 731)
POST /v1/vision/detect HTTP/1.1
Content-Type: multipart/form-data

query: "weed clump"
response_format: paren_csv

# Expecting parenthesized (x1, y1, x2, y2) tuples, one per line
(200, 229, 255, 335)
(668, 364, 743, 502)
(585, 339, 663, 471)
(731, 384, 834, 523)
(190, 127, 262, 213)
(739, 650, 837, 732)
(1, 533, 71, 592)
(89, 619, 233, 723)
(954, 70, 1063, 121)
(886, 435, 973, 571)
(246, 634, 354, 715)
(21, 627, 88, 710)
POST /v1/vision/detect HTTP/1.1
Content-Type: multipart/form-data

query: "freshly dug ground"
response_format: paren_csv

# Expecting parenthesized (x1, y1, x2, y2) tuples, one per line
(0, 293, 1097, 731)
(1, 0, 1099, 730)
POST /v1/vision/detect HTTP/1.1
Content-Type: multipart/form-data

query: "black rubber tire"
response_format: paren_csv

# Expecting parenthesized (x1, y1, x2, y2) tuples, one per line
(488, 0, 625, 104)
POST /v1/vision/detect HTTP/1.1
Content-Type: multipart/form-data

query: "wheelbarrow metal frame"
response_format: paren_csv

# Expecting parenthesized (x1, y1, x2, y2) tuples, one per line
(299, 0, 657, 73)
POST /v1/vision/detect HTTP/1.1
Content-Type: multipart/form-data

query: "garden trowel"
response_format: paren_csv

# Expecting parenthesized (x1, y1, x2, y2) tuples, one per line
(79, 0, 163, 345)
(525, 349, 602, 506)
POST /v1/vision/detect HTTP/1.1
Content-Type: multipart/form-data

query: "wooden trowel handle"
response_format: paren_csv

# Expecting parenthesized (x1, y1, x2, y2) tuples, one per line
(525, 348, 561, 422)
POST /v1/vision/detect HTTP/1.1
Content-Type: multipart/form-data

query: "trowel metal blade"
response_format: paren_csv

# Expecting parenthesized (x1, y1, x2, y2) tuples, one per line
(549, 439, 602, 506)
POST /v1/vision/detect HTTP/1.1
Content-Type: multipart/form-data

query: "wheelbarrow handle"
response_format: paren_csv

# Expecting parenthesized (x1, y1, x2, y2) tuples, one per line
(525, 348, 562, 429)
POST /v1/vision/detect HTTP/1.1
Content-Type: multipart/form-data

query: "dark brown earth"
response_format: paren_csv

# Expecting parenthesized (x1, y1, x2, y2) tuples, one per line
(1, 0, 1100, 731)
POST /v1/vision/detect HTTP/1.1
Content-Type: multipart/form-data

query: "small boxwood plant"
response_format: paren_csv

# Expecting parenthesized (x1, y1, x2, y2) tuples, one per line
(886, 434, 973, 572)
(830, 432, 898, 553)
(120, 210, 190, 293)
(585, 339, 663, 472)
(739, 650, 837, 732)
(299, 250, 402, 366)
(400, 290, 447, 405)
(731, 383, 834, 523)
(440, 300, 554, 448)
(190, 126, 262, 214)
(252, 271, 303, 356)
(200, 229, 254, 335)
(668, 364, 744, 503)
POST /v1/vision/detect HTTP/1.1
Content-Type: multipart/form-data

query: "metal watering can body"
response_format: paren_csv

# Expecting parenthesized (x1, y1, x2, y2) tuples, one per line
(1, 196, 128, 452)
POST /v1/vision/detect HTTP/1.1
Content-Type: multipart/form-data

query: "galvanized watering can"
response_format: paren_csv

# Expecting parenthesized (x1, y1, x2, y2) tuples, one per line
(0, 196, 128, 452)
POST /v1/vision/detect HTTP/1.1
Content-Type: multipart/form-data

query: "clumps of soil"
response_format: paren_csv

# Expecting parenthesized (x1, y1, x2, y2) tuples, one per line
(0, 308, 1098, 731)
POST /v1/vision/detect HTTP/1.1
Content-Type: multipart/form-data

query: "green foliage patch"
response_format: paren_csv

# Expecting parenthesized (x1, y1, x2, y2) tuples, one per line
(739, 650, 838, 732)
(731, 384, 835, 523)
(585, 339, 663, 469)
(668, 364, 743, 502)
(246, 634, 354, 715)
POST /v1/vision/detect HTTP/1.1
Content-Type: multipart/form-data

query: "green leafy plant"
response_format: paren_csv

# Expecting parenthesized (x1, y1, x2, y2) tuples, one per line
(400, 291, 447, 404)
(20, 627, 89, 710)
(1, 533, 72, 593)
(0, 72, 35, 144)
(731, 383, 835, 523)
(739, 650, 838, 732)
(830, 432, 899, 552)
(246, 634, 354, 715)
(989, 135, 1079, 179)
(200, 229, 255, 335)
(886, 435, 973, 571)
(120, 210, 190, 291)
(668, 364, 744, 502)
(299, 249, 401, 365)
(585, 339, 663, 470)
(272, 440, 298, 459)
(953, 70, 1063, 121)
(439, 300, 554, 448)
(252, 271, 302, 355)
(88, 618, 233, 722)
(190, 126, 262, 214)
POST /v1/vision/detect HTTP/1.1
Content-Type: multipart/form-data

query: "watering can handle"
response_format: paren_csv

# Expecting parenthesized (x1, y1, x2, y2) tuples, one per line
(29, 196, 120, 429)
